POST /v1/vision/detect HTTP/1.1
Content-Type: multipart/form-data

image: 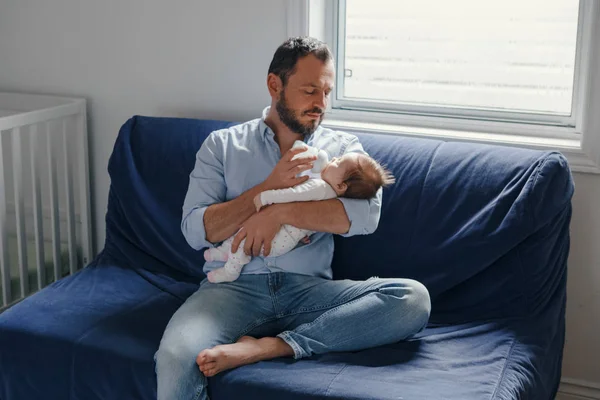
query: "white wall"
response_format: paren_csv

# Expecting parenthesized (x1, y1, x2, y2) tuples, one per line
(0, 0, 285, 250)
(1, 0, 598, 396)
(559, 173, 600, 398)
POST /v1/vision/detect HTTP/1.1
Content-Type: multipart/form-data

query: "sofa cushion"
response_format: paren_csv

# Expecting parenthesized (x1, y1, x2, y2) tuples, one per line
(0, 252, 197, 400)
(0, 256, 564, 400)
(210, 310, 564, 400)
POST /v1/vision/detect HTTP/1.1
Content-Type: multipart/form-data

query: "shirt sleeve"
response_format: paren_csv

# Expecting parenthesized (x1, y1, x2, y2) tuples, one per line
(337, 136, 383, 237)
(181, 132, 226, 250)
(260, 179, 336, 206)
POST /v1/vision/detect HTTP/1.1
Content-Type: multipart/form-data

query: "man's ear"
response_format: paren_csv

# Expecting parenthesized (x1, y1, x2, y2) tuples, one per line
(267, 73, 283, 98)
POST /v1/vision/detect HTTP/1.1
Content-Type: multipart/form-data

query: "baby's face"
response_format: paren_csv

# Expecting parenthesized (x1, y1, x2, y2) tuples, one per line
(321, 153, 360, 194)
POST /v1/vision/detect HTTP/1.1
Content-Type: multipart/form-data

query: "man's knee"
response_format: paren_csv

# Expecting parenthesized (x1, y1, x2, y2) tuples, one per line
(155, 323, 231, 372)
(407, 280, 431, 328)
(155, 332, 198, 372)
(383, 279, 431, 333)
(154, 332, 212, 400)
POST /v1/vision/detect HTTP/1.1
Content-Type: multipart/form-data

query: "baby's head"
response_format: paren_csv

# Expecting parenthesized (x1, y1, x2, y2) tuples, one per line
(321, 153, 395, 198)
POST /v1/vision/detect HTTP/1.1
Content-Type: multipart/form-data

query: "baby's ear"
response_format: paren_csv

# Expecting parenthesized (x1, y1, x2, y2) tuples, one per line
(337, 182, 348, 193)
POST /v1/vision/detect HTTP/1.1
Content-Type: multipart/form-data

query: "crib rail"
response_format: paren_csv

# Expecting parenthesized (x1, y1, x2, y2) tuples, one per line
(0, 93, 93, 311)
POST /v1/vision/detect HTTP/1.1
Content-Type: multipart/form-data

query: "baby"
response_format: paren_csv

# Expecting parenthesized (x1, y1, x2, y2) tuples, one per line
(204, 140, 395, 283)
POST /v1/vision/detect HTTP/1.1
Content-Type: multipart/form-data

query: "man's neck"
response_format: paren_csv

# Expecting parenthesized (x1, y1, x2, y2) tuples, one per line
(264, 108, 304, 155)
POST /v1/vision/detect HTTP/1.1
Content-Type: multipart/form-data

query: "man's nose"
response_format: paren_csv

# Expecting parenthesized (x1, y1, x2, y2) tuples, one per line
(313, 92, 327, 111)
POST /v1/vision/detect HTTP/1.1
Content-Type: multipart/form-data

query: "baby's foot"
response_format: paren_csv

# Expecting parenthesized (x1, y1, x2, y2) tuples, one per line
(207, 267, 240, 283)
(204, 248, 228, 262)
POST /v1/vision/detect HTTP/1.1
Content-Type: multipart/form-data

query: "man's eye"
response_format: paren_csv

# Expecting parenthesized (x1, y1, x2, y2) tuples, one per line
(305, 90, 315, 95)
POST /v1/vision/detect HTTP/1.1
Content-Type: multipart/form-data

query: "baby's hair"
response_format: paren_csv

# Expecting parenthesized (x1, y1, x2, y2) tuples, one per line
(343, 154, 395, 199)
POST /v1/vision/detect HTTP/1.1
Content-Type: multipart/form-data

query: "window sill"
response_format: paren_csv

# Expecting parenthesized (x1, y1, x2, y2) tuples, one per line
(323, 117, 600, 174)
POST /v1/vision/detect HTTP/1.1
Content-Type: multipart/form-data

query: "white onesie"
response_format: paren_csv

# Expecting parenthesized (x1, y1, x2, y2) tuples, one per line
(205, 141, 336, 283)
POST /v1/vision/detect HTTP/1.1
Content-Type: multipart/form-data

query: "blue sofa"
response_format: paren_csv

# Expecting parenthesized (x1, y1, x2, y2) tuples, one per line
(0, 115, 573, 399)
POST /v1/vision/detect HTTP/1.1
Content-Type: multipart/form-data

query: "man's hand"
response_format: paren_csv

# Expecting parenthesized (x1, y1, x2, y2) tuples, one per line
(263, 147, 316, 190)
(231, 206, 283, 257)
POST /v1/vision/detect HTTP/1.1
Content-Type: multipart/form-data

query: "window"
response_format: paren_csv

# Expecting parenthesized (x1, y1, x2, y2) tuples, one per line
(337, 0, 579, 125)
(287, 0, 600, 173)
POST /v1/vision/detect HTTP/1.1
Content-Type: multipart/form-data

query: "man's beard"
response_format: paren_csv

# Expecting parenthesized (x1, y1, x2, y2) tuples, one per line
(276, 92, 324, 136)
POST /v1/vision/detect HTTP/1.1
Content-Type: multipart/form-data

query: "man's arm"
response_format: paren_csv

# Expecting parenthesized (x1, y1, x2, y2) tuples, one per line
(271, 187, 382, 236)
(275, 198, 351, 234)
(231, 198, 349, 257)
(232, 135, 383, 256)
(181, 134, 315, 250)
(181, 132, 228, 250)
(182, 132, 266, 248)
(203, 184, 268, 244)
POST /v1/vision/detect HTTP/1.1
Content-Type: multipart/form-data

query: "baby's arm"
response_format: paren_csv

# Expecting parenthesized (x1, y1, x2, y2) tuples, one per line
(254, 179, 336, 211)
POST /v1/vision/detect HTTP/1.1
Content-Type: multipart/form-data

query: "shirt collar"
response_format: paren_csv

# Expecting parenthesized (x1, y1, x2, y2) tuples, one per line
(259, 106, 274, 141)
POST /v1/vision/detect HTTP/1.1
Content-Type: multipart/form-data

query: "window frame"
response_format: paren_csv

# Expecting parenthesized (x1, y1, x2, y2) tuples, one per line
(286, 0, 600, 173)
(335, 0, 584, 128)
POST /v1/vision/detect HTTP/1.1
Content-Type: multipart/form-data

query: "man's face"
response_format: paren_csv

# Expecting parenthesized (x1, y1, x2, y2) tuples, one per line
(275, 54, 335, 136)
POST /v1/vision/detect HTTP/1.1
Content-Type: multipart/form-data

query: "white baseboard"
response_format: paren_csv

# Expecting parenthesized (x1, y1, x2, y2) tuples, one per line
(557, 378, 600, 400)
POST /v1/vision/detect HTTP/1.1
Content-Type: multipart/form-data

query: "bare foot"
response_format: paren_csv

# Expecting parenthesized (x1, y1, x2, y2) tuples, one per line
(196, 336, 294, 377)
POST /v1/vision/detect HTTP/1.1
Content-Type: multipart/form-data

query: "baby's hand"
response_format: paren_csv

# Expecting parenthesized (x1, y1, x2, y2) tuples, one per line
(253, 194, 263, 212)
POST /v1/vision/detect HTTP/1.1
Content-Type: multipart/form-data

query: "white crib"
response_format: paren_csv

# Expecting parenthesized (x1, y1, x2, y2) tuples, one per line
(0, 92, 93, 311)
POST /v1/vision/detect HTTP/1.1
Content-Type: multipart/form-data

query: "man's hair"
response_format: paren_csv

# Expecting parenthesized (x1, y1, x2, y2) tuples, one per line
(268, 37, 333, 86)
(343, 155, 395, 199)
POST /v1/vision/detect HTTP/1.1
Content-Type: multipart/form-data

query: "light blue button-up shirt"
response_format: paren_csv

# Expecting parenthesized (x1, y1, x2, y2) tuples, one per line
(181, 107, 382, 279)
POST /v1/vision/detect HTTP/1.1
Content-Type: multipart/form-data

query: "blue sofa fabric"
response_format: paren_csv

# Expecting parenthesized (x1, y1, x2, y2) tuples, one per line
(0, 115, 573, 399)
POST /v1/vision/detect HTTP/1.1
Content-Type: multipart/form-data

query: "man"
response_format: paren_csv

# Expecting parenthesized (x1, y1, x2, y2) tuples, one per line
(155, 37, 431, 400)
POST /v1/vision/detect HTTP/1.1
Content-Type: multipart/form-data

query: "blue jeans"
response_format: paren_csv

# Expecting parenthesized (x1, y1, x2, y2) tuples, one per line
(154, 272, 431, 400)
